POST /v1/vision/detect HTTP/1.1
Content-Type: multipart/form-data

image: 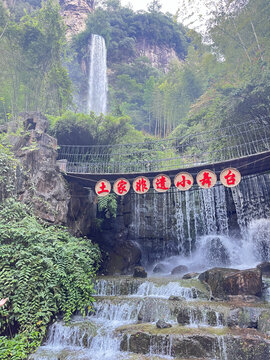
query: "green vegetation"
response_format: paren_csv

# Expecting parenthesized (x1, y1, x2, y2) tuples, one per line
(74, 0, 188, 65)
(0, 145, 17, 202)
(98, 193, 117, 219)
(0, 144, 100, 359)
(72, 0, 191, 135)
(0, 198, 100, 359)
(49, 111, 135, 145)
(171, 0, 270, 138)
(0, 1, 72, 121)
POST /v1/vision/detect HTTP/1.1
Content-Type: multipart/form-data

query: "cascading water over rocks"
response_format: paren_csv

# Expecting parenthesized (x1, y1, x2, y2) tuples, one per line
(126, 173, 270, 272)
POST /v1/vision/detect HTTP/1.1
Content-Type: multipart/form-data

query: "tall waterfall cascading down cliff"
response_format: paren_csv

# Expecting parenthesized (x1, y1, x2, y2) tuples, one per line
(87, 34, 108, 114)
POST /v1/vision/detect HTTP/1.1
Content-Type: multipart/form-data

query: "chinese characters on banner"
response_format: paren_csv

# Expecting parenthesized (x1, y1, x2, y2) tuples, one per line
(133, 176, 150, 194)
(196, 169, 217, 189)
(153, 174, 171, 192)
(174, 172, 194, 191)
(113, 178, 130, 196)
(220, 168, 241, 187)
(95, 168, 241, 196)
(95, 179, 111, 197)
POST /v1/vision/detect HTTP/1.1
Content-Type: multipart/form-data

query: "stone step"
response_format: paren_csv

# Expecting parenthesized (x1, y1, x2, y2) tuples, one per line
(95, 276, 209, 299)
(29, 349, 201, 360)
(92, 296, 270, 329)
(92, 297, 224, 326)
(117, 324, 270, 360)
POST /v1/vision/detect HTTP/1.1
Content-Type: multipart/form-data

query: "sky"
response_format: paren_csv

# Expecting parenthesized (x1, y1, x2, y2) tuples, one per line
(121, 0, 180, 14)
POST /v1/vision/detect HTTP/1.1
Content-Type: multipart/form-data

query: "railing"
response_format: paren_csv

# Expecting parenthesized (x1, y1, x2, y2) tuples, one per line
(58, 120, 270, 174)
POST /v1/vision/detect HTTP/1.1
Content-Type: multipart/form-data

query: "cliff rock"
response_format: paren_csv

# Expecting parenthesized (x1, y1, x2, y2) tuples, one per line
(59, 0, 94, 39)
(135, 40, 180, 71)
(9, 112, 70, 224)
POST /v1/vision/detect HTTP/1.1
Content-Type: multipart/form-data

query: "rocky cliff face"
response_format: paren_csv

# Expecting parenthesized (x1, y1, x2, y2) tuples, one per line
(8, 112, 70, 224)
(6, 112, 98, 234)
(59, 0, 95, 39)
(135, 40, 179, 71)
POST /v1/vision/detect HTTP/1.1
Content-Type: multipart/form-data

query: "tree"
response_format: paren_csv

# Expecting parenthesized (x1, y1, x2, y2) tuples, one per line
(147, 0, 162, 13)
(0, 0, 72, 119)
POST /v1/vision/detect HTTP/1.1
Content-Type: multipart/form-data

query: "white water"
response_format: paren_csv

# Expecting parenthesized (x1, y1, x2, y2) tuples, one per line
(134, 281, 194, 299)
(31, 276, 216, 360)
(87, 34, 108, 115)
(149, 218, 270, 275)
(31, 174, 270, 359)
(128, 174, 270, 273)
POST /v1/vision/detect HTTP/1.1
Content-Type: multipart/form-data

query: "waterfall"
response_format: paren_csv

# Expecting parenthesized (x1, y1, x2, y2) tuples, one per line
(30, 174, 270, 360)
(128, 173, 270, 271)
(87, 34, 108, 115)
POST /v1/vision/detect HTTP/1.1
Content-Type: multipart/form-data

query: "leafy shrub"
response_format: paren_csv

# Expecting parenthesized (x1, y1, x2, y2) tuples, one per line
(0, 145, 17, 202)
(98, 193, 117, 219)
(0, 199, 100, 359)
(49, 111, 134, 145)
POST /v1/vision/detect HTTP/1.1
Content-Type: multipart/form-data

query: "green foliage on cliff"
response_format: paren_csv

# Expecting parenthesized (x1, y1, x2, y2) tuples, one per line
(0, 199, 101, 360)
(49, 110, 135, 145)
(171, 0, 270, 139)
(98, 193, 117, 219)
(74, 2, 188, 65)
(0, 145, 17, 202)
(71, 1, 193, 134)
(0, 0, 72, 121)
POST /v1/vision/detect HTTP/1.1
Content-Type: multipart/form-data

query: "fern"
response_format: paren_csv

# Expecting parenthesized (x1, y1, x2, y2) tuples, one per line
(98, 193, 117, 218)
(0, 199, 101, 359)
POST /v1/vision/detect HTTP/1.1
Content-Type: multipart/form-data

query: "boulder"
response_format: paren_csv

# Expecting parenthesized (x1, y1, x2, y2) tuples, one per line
(225, 336, 270, 360)
(172, 334, 216, 359)
(171, 265, 188, 275)
(257, 262, 270, 277)
(227, 307, 260, 328)
(177, 308, 190, 325)
(121, 332, 150, 354)
(156, 320, 172, 329)
(102, 241, 142, 275)
(133, 266, 147, 278)
(182, 272, 199, 279)
(153, 263, 167, 273)
(198, 267, 262, 299)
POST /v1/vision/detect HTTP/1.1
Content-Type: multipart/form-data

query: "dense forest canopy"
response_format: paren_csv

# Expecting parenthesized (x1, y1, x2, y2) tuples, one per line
(70, 0, 270, 138)
(74, 1, 189, 64)
(0, 0, 270, 139)
(0, 1, 72, 120)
